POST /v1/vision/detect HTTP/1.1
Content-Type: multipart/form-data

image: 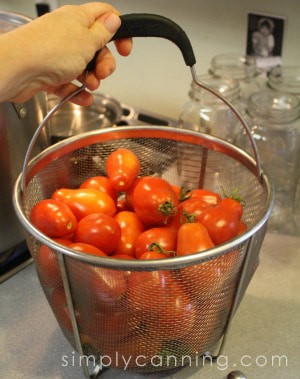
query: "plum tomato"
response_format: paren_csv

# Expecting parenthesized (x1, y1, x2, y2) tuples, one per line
(177, 222, 215, 256)
(169, 198, 213, 229)
(73, 213, 121, 255)
(50, 287, 80, 331)
(220, 197, 244, 222)
(36, 244, 62, 289)
(52, 188, 116, 221)
(106, 148, 141, 191)
(68, 242, 107, 257)
(127, 270, 196, 340)
(114, 211, 145, 257)
(138, 251, 169, 260)
(134, 227, 177, 259)
(189, 189, 222, 206)
(30, 199, 77, 238)
(132, 177, 179, 227)
(198, 204, 239, 245)
(79, 176, 118, 204)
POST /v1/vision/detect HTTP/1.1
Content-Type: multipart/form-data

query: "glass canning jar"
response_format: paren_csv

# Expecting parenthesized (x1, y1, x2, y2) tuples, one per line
(268, 65, 300, 96)
(209, 53, 262, 101)
(236, 90, 300, 235)
(178, 75, 245, 143)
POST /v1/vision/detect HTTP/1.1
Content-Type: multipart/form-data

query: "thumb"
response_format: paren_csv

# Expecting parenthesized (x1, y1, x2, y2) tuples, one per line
(91, 13, 121, 49)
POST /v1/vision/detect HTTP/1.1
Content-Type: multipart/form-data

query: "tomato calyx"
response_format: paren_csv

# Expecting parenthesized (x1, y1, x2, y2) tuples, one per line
(180, 210, 197, 224)
(221, 186, 246, 206)
(158, 201, 177, 224)
(179, 187, 192, 202)
(149, 242, 177, 257)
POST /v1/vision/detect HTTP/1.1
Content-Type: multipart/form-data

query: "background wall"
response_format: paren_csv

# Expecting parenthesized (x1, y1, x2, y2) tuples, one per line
(1, 0, 300, 118)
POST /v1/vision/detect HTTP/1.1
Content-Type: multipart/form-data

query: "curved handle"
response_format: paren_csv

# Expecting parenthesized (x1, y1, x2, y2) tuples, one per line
(111, 13, 196, 67)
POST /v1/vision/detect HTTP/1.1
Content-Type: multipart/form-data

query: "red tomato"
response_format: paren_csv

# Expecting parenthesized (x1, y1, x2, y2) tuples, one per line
(66, 260, 128, 309)
(106, 148, 141, 191)
(139, 251, 168, 260)
(36, 244, 62, 289)
(52, 188, 116, 221)
(53, 237, 73, 246)
(169, 198, 212, 229)
(114, 211, 145, 257)
(124, 177, 143, 210)
(134, 227, 177, 259)
(30, 199, 77, 238)
(190, 189, 222, 206)
(127, 270, 196, 339)
(73, 213, 121, 255)
(171, 184, 181, 200)
(132, 177, 179, 227)
(177, 222, 215, 256)
(68, 242, 107, 257)
(198, 205, 239, 245)
(237, 220, 248, 235)
(176, 223, 224, 300)
(220, 197, 244, 222)
(50, 287, 80, 331)
(110, 254, 136, 259)
(80, 306, 144, 343)
(79, 175, 118, 204)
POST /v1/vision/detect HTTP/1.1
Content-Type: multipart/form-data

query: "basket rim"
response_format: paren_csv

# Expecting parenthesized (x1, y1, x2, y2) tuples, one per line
(13, 125, 274, 270)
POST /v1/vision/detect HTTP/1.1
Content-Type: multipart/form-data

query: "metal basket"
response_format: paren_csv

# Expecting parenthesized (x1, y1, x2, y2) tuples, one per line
(13, 125, 273, 376)
(12, 13, 273, 379)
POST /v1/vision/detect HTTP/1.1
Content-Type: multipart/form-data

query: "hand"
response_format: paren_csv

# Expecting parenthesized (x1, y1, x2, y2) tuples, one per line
(0, 3, 132, 105)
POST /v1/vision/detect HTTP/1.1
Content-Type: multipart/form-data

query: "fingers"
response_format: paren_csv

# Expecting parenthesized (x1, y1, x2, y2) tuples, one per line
(114, 38, 133, 57)
(49, 82, 94, 106)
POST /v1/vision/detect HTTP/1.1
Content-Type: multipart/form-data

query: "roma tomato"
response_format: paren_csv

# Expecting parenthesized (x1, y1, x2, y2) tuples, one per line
(177, 222, 215, 256)
(79, 176, 118, 204)
(66, 260, 127, 309)
(169, 198, 212, 229)
(52, 188, 116, 221)
(114, 211, 145, 257)
(74, 213, 121, 255)
(106, 148, 141, 191)
(198, 205, 239, 245)
(30, 199, 77, 238)
(80, 306, 144, 343)
(238, 220, 248, 235)
(220, 197, 244, 222)
(36, 244, 62, 289)
(132, 177, 179, 227)
(50, 287, 80, 331)
(127, 270, 196, 340)
(139, 251, 168, 260)
(190, 189, 222, 206)
(124, 177, 143, 210)
(68, 242, 107, 257)
(134, 227, 177, 259)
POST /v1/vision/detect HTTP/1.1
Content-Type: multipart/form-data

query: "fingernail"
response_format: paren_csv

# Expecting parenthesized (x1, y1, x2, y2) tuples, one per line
(103, 13, 121, 34)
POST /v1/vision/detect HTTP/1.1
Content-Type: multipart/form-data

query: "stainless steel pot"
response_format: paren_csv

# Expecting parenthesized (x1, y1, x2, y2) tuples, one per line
(0, 12, 48, 256)
(46, 93, 123, 142)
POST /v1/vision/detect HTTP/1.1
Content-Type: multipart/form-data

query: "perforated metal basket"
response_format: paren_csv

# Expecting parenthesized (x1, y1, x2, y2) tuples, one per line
(12, 13, 273, 379)
(13, 124, 273, 376)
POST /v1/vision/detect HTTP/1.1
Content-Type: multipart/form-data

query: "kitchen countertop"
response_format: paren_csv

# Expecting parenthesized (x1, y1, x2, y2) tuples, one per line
(1, 232, 300, 379)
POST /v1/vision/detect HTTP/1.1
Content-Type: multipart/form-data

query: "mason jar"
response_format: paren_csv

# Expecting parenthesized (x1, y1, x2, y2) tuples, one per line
(209, 53, 263, 102)
(236, 90, 300, 235)
(268, 65, 300, 96)
(178, 75, 245, 143)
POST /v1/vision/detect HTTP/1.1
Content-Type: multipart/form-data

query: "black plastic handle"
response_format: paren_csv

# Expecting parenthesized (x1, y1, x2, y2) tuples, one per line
(86, 13, 196, 71)
(111, 14, 196, 67)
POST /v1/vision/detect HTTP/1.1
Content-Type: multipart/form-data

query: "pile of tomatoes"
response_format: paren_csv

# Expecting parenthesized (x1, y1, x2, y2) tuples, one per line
(30, 147, 247, 369)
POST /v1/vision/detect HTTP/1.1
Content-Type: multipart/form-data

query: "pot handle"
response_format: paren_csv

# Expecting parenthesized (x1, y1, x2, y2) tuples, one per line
(112, 14, 196, 67)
